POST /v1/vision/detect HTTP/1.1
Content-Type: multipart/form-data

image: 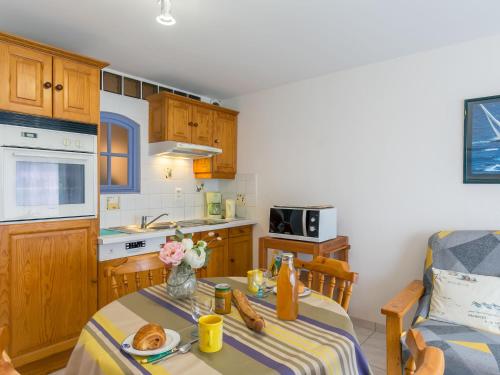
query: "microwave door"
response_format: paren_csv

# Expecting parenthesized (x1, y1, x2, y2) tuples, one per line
(270, 208, 305, 236)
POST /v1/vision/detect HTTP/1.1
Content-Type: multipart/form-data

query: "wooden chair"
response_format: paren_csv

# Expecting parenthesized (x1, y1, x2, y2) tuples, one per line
(105, 253, 170, 299)
(293, 256, 358, 310)
(405, 329, 444, 375)
(0, 326, 19, 375)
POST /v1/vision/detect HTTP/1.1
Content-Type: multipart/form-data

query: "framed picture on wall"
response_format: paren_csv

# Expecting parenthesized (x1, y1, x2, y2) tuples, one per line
(464, 95, 500, 183)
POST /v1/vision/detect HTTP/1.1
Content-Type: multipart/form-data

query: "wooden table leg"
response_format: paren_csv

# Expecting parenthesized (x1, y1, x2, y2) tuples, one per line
(259, 237, 267, 269)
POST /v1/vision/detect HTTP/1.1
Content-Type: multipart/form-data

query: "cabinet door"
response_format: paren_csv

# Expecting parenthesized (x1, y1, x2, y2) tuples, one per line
(0, 219, 97, 363)
(206, 241, 228, 277)
(228, 235, 252, 276)
(213, 112, 237, 174)
(167, 99, 191, 142)
(53, 57, 100, 124)
(149, 96, 166, 142)
(0, 42, 53, 117)
(191, 105, 213, 146)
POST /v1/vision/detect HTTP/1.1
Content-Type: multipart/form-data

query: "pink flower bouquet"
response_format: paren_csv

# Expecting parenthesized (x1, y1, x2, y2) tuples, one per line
(159, 241, 185, 266)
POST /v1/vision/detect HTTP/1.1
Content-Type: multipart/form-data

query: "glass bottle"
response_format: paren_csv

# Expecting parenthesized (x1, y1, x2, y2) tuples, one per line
(276, 253, 298, 320)
(270, 254, 282, 278)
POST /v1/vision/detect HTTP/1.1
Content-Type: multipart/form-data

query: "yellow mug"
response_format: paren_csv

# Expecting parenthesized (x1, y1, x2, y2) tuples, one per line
(198, 315, 223, 353)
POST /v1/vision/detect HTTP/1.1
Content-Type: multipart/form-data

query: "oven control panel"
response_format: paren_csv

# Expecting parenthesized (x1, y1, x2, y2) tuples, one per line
(125, 241, 146, 250)
(99, 236, 165, 261)
(0, 124, 96, 153)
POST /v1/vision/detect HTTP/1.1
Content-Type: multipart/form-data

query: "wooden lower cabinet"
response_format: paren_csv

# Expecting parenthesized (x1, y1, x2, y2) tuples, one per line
(205, 240, 228, 277)
(228, 234, 253, 276)
(0, 219, 98, 374)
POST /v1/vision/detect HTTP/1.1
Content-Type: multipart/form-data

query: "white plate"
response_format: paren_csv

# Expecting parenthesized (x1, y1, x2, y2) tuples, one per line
(121, 329, 181, 356)
(272, 286, 312, 298)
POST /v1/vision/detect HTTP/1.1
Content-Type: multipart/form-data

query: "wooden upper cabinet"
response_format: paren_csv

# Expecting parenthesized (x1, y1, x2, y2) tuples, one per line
(167, 98, 191, 142)
(191, 105, 213, 146)
(149, 95, 165, 142)
(147, 92, 238, 179)
(0, 41, 53, 117)
(213, 112, 237, 175)
(0, 32, 107, 124)
(53, 58, 100, 124)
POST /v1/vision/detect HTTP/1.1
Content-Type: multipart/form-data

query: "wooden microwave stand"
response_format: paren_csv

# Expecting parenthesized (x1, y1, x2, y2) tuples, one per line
(258, 236, 350, 268)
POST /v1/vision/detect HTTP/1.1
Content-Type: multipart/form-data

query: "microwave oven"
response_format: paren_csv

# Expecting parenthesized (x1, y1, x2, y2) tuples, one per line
(268, 205, 337, 243)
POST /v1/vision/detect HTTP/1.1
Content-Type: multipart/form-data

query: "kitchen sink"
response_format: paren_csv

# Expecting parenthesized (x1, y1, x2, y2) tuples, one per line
(110, 222, 177, 234)
(109, 219, 237, 234)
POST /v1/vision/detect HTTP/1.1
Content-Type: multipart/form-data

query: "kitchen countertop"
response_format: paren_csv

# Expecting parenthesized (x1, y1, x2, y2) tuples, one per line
(98, 218, 257, 245)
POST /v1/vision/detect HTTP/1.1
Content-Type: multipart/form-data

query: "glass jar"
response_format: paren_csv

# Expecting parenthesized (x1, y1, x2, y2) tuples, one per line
(214, 283, 232, 314)
(166, 263, 196, 299)
(276, 253, 298, 320)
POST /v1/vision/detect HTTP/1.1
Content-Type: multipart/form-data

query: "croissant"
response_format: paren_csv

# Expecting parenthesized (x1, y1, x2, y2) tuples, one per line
(132, 323, 166, 351)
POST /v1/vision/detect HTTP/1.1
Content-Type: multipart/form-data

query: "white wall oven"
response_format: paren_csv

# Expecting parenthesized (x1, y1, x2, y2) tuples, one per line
(0, 122, 97, 222)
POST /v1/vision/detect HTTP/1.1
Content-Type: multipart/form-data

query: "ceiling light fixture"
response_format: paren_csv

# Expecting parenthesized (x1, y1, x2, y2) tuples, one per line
(157, 0, 176, 26)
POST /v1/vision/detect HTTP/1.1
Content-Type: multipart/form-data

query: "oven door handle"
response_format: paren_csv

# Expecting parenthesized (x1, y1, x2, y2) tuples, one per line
(11, 151, 93, 160)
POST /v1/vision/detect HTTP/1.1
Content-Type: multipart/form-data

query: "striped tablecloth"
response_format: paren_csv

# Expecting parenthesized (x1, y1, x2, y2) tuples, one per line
(66, 277, 371, 375)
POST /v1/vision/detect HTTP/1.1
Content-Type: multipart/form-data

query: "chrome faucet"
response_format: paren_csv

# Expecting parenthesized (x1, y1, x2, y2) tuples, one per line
(140, 213, 169, 229)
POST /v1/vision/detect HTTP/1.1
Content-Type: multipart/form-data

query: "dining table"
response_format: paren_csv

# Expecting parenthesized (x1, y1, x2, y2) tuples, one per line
(65, 277, 372, 375)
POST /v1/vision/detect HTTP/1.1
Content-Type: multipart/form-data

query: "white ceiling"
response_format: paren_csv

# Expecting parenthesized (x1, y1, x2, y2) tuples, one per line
(2, 0, 500, 99)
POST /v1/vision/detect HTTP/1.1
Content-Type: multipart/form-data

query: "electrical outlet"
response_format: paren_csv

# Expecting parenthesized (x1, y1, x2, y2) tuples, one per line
(175, 187, 183, 200)
(106, 196, 120, 210)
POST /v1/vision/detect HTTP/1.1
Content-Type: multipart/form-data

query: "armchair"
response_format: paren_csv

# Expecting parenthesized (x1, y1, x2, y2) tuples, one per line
(382, 231, 500, 375)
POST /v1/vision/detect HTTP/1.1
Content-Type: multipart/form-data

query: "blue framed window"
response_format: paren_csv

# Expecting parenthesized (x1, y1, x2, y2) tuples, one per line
(100, 112, 140, 193)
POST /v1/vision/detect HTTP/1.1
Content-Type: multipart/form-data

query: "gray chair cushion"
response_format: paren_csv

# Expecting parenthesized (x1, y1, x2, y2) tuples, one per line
(402, 319, 500, 375)
(415, 231, 500, 321)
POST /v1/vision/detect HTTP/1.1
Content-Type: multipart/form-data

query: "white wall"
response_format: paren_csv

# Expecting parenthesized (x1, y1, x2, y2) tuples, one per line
(226, 35, 500, 324)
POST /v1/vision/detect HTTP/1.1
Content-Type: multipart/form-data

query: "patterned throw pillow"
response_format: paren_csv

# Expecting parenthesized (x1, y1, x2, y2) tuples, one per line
(429, 268, 500, 335)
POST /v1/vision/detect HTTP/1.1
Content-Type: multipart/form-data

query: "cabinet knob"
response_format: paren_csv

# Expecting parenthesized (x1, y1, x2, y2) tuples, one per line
(188, 121, 194, 126)
(230, 259, 234, 263)
(43, 82, 52, 89)
(55, 84, 63, 91)
(214, 139, 220, 144)
(90, 279, 98, 284)
(193, 122, 199, 127)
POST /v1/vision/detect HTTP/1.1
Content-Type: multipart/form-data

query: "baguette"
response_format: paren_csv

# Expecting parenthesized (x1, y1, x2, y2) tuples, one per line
(232, 289, 265, 333)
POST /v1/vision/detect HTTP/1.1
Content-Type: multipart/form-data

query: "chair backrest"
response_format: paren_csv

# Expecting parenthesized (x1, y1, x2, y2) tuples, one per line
(105, 253, 169, 299)
(415, 231, 500, 320)
(0, 326, 19, 375)
(294, 256, 358, 310)
(405, 329, 444, 375)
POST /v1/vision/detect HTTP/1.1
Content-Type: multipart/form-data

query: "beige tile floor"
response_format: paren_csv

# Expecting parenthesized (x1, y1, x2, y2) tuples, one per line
(50, 322, 386, 375)
(353, 322, 387, 375)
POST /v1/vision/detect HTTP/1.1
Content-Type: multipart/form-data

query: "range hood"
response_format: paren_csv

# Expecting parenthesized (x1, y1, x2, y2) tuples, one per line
(149, 141, 222, 159)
